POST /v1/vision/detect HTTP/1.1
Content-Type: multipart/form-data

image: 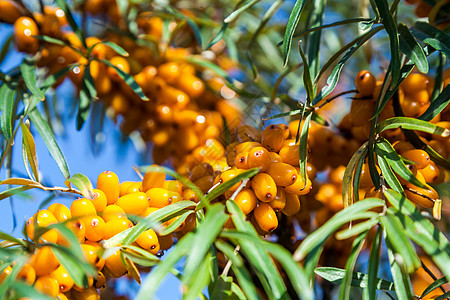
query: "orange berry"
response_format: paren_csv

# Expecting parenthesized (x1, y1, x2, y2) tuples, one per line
(48, 203, 72, 223)
(261, 125, 284, 152)
(34, 275, 59, 297)
(58, 220, 86, 245)
(251, 173, 277, 202)
(136, 229, 160, 255)
(284, 176, 312, 196)
(0, 1, 23, 24)
(163, 180, 184, 194)
(278, 144, 300, 166)
(235, 141, 262, 154)
(234, 151, 249, 169)
(17, 264, 36, 285)
(349, 100, 375, 126)
(401, 73, 429, 95)
(14, 17, 40, 54)
(83, 216, 106, 242)
(116, 192, 149, 215)
(81, 244, 105, 270)
(71, 198, 97, 218)
(402, 149, 430, 169)
(158, 62, 180, 84)
(359, 163, 381, 189)
(146, 188, 173, 208)
(269, 188, 287, 212)
(266, 162, 298, 187)
(176, 74, 205, 98)
(253, 203, 278, 232)
(50, 265, 74, 292)
(248, 147, 271, 172)
(419, 161, 444, 185)
(30, 246, 60, 276)
(269, 152, 282, 163)
(101, 204, 126, 222)
(158, 233, 174, 251)
(236, 125, 262, 143)
(233, 189, 257, 214)
(218, 168, 245, 192)
(142, 164, 166, 192)
(103, 218, 133, 239)
(104, 250, 127, 278)
(354, 70, 376, 97)
(108, 56, 130, 82)
(90, 189, 107, 212)
(72, 286, 100, 300)
(282, 193, 301, 216)
(189, 163, 213, 182)
(97, 171, 120, 205)
(405, 184, 438, 208)
(119, 181, 135, 196)
(94, 271, 106, 289)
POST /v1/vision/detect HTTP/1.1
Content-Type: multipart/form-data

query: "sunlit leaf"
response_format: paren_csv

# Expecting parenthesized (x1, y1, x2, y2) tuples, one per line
(419, 84, 450, 121)
(367, 226, 382, 299)
(411, 21, 450, 59)
(20, 58, 45, 101)
(386, 239, 414, 299)
(65, 173, 95, 200)
(20, 120, 39, 182)
(376, 117, 449, 137)
(282, 0, 306, 67)
(0, 82, 16, 141)
(398, 23, 428, 73)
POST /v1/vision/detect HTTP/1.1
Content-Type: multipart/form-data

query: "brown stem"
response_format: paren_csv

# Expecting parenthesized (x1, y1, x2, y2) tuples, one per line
(318, 89, 358, 109)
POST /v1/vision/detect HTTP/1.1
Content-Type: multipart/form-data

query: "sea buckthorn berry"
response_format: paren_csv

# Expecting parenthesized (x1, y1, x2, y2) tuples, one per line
(97, 171, 120, 205)
(103, 218, 133, 239)
(269, 152, 282, 163)
(163, 180, 183, 194)
(254, 203, 278, 232)
(104, 250, 127, 278)
(235, 141, 261, 154)
(30, 246, 59, 276)
(400, 97, 428, 118)
(278, 145, 300, 166)
(58, 220, 86, 245)
(236, 125, 262, 143)
(420, 161, 444, 185)
(261, 125, 284, 152)
(0, 266, 12, 283)
(72, 286, 100, 300)
(116, 192, 148, 215)
(401, 73, 429, 95)
(189, 163, 213, 182)
(0, 1, 23, 24)
(405, 182, 438, 208)
(146, 188, 172, 208)
(34, 275, 59, 297)
(48, 203, 72, 222)
(94, 271, 106, 289)
(269, 188, 287, 212)
(71, 198, 97, 218)
(194, 175, 215, 193)
(284, 176, 312, 196)
(251, 173, 277, 202)
(176, 74, 205, 98)
(17, 264, 36, 285)
(349, 100, 376, 126)
(83, 216, 106, 242)
(233, 189, 257, 215)
(266, 162, 298, 187)
(402, 149, 430, 169)
(91, 188, 107, 212)
(235, 151, 249, 169)
(158, 233, 174, 251)
(365, 186, 383, 199)
(107, 56, 130, 82)
(101, 204, 126, 222)
(136, 229, 160, 255)
(81, 244, 105, 270)
(119, 181, 135, 196)
(282, 193, 301, 216)
(142, 164, 166, 192)
(278, 124, 290, 139)
(393, 141, 415, 154)
(248, 147, 271, 172)
(158, 62, 180, 83)
(26, 212, 58, 243)
(354, 70, 376, 97)
(183, 188, 201, 202)
(14, 17, 40, 54)
(50, 265, 74, 292)
(428, 140, 448, 158)
(72, 275, 94, 292)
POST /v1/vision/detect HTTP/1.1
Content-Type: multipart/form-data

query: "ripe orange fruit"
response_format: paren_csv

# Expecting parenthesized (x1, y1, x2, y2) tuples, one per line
(261, 125, 284, 152)
(0, 0, 23, 24)
(282, 193, 301, 216)
(50, 265, 74, 292)
(30, 246, 60, 276)
(34, 275, 59, 297)
(14, 17, 40, 53)
(253, 203, 278, 232)
(251, 173, 277, 202)
(83, 216, 106, 242)
(136, 229, 160, 255)
(233, 189, 258, 215)
(266, 162, 298, 187)
(116, 192, 149, 215)
(97, 171, 120, 205)
(142, 164, 166, 192)
(354, 70, 376, 97)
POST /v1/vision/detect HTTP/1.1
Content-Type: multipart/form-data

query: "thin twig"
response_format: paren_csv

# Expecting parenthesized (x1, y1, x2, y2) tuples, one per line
(132, 166, 144, 180)
(221, 245, 240, 277)
(317, 89, 358, 109)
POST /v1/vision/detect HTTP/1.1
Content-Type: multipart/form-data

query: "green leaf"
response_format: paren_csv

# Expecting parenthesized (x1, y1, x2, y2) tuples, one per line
(381, 211, 421, 273)
(34, 35, 67, 47)
(76, 85, 92, 130)
(421, 277, 448, 299)
(28, 108, 70, 179)
(398, 23, 428, 73)
(0, 186, 35, 201)
(374, 0, 400, 84)
(99, 59, 148, 100)
(0, 33, 13, 65)
(336, 217, 379, 240)
(435, 292, 450, 300)
(54, 0, 86, 48)
(158, 210, 194, 236)
(0, 231, 26, 247)
(0, 82, 16, 141)
(20, 120, 39, 182)
(298, 45, 314, 101)
(411, 21, 450, 59)
(419, 84, 450, 121)
(65, 173, 95, 200)
(183, 252, 212, 300)
(225, 0, 261, 23)
(197, 168, 259, 211)
(376, 117, 449, 137)
(376, 154, 404, 194)
(99, 41, 129, 56)
(20, 58, 45, 100)
(51, 244, 92, 288)
(367, 226, 382, 299)
(386, 239, 414, 300)
(282, 0, 306, 67)
(343, 142, 368, 207)
(307, 0, 326, 79)
(0, 177, 43, 186)
(293, 198, 383, 261)
(10, 281, 53, 300)
(39, 64, 76, 94)
(226, 200, 288, 299)
(298, 111, 312, 183)
(121, 244, 160, 267)
(209, 275, 236, 300)
(315, 267, 395, 291)
(206, 23, 228, 50)
(165, 6, 203, 48)
(136, 233, 194, 300)
(186, 56, 231, 82)
(339, 234, 367, 300)
(375, 138, 427, 189)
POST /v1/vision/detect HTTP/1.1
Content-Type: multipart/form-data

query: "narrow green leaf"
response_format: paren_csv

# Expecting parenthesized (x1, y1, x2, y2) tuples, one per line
(0, 177, 43, 187)
(0, 82, 16, 141)
(339, 234, 367, 300)
(158, 210, 194, 236)
(315, 267, 395, 291)
(381, 212, 421, 273)
(226, 200, 287, 298)
(183, 253, 212, 300)
(54, 0, 86, 48)
(374, 0, 400, 83)
(282, 0, 306, 67)
(419, 84, 450, 121)
(197, 168, 259, 211)
(39, 64, 76, 94)
(20, 120, 39, 182)
(209, 275, 235, 300)
(307, 0, 326, 79)
(65, 173, 95, 200)
(28, 108, 70, 179)
(82, 64, 97, 99)
(0, 186, 35, 201)
(20, 59, 45, 100)
(76, 85, 92, 130)
(186, 56, 231, 82)
(298, 111, 312, 183)
(376, 154, 404, 194)
(225, 0, 261, 23)
(0, 33, 13, 64)
(435, 291, 450, 300)
(136, 233, 194, 300)
(206, 23, 228, 50)
(398, 23, 428, 73)
(421, 277, 448, 299)
(34, 35, 67, 47)
(376, 117, 449, 137)
(165, 6, 203, 48)
(386, 239, 414, 300)
(294, 198, 383, 261)
(0, 258, 26, 299)
(99, 59, 148, 100)
(336, 217, 379, 240)
(343, 142, 368, 207)
(375, 138, 427, 188)
(298, 45, 314, 100)
(367, 226, 382, 299)
(11, 281, 53, 300)
(411, 21, 450, 59)
(0, 231, 26, 246)
(99, 41, 129, 56)
(51, 245, 91, 288)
